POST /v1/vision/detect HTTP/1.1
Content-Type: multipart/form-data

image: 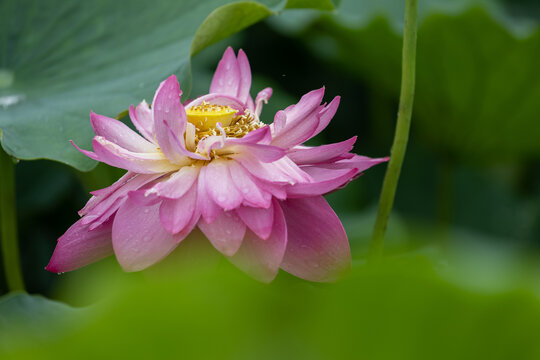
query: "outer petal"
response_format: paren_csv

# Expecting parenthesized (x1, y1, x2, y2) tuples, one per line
(315, 155, 389, 172)
(287, 137, 357, 165)
(205, 159, 243, 210)
(152, 75, 188, 164)
(229, 199, 287, 283)
(210, 47, 240, 97)
(311, 96, 340, 138)
(81, 171, 136, 214)
(91, 136, 181, 173)
(159, 182, 198, 234)
(46, 218, 113, 273)
(81, 173, 163, 228)
(112, 199, 180, 271)
(198, 210, 246, 256)
(236, 203, 274, 240)
(90, 111, 157, 153)
(279, 196, 351, 282)
(271, 88, 325, 149)
(129, 100, 155, 143)
(286, 168, 358, 197)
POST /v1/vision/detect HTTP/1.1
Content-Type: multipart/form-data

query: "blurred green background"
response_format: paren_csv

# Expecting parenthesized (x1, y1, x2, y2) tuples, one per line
(1, 0, 540, 358)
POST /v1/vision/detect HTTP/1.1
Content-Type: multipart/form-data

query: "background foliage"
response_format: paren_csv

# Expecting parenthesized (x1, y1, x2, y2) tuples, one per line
(1, 0, 540, 358)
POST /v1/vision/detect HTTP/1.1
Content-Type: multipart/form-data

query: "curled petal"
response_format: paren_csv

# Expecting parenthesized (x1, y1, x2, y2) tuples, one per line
(112, 199, 181, 271)
(254, 87, 272, 117)
(152, 75, 188, 163)
(82, 171, 136, 214)
(280, 196, 350, 282)
(312, 96, 340, 138)
(271, 88, 326, 149)
(129, 100, 155, 143)
(198, 210, 246, 256)
(229, 199, 287, 283)
(46, 218, 113, 273)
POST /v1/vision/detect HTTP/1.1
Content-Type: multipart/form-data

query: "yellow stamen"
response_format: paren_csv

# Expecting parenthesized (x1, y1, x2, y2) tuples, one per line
(186, 102, 238, 130)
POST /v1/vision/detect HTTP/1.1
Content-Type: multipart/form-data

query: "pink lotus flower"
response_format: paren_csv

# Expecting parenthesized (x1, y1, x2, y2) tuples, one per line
(47, 47, 387, 282)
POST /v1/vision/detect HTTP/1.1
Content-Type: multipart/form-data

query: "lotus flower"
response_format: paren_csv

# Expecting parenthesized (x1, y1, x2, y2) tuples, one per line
(46, 47, 387, 282)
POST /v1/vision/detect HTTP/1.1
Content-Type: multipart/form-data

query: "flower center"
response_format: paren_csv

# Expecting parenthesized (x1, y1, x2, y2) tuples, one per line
(186, 102, 238, 131)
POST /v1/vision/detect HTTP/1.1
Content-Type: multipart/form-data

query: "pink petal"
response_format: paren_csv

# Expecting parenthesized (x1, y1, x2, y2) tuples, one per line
(152, 75, 188, 164)
(228, 161, 271, 208)
(279, 196, 351, 282)
(273, 110, 286, 133)
(287, 137, 357, 165)
(151, 165, 200, 199)
(92, 136, 181, 173)
(225, 125, 271, 145)
(236, 203, 274, 240)
(163, 119, 206, 160)
(129, 100, 155, 143)
(82, 171, 136, 215)
(284, 87, 325, 121)
(210, 47, 240, 97)
(312, 96, 340, 138)
(159, 182, 198, 234)
(236, 49, 252, 104)
(196, 135, 225, 158)
(234, 154, 308, 184)
(82, 173, 164, 230)
(255, 87, 273, 117)
(46, 218, 113, 273)
(112, 199, 180, 271)
(316, 155, 389, 172)
(205, 159, 243, 210)
(228, 143, 285, 163)
(198, 210, 246, 256)
(197, 166, 221, 223)
(229, 199, 287, 283)
(90, 111, 157, 153)
(271, 88, 326, 149)
(286, 168, 358, 197)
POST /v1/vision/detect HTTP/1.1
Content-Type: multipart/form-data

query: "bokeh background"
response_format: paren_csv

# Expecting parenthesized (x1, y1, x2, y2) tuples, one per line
(1, 0, 540, 358)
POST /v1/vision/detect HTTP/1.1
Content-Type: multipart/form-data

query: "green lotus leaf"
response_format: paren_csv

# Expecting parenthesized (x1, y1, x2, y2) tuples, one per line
(0, 0, 334, 170)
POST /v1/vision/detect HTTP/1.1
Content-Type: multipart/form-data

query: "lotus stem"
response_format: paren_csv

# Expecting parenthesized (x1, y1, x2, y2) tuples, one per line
(369, 0, 418, 261)
(0, 147, 25, 292)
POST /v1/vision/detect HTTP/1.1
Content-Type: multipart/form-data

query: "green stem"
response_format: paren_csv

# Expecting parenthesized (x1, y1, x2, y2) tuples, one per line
(0, 147, 25, 292)
(368, 0, 418, 261)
